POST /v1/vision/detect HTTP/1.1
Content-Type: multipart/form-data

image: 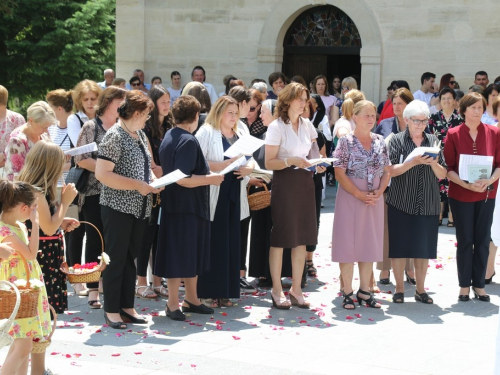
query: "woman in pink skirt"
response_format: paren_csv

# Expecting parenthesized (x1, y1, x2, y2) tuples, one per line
(332, 100, 391, 310)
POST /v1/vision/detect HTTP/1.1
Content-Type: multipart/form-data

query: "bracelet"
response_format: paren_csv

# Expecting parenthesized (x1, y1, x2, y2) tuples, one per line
(284, 158, 289, 167)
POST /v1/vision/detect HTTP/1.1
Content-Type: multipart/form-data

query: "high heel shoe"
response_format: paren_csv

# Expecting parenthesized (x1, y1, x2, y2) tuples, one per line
(485, 272, 496, 285)
(405, 270, 416, 286)
(379, 271, 390, 285)
(119, 309, 147, 324)
(104, 312, 127, 329)
(356, 289, 381, 308)
(289, 291, 310, 309)
(472, 288, 490, 302)
(271, 292, 291, 310)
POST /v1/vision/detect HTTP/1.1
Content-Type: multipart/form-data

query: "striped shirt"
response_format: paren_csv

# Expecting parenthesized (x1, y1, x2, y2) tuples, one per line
(48, 125, 71, 185)
(385, 128, 446, 216)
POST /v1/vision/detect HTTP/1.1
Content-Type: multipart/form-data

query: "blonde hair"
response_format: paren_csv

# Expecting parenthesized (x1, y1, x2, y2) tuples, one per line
(72, 79, 102, 115)
(205, 96, 239, 131)
(0, 85, 8, 106)
(27, 101, 57, 125)
(341, 77, 358, 99)
(46, 89, 73, 113)
(341, 89, 366, 120)
(353, 100, 377, 117)
(18, 140, 64, 204)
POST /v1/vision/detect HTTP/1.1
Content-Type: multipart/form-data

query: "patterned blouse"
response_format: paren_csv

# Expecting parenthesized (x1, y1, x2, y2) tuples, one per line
(97, 124, 153, 219)
(333, 133, 391, 191)
(4, 127, 49, 181)
(427, 110, 463, 147)
(0, 110, 24, 154)
(241, 117, 266, 137)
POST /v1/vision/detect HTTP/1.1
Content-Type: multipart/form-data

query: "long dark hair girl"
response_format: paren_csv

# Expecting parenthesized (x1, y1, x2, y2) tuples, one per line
(146, 85, 175, 139)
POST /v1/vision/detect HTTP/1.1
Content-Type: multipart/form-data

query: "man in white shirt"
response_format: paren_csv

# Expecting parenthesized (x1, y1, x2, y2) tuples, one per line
(191, 66, 218, 105)
(126, 69, 151, 91)
(98, 69, 115, 89)
(413, 72, 436, 106)
(167, 71, 182, 106)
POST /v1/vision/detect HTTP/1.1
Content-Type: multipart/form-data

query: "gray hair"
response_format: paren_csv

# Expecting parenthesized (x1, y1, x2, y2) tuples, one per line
(103, 69, 114, 76)
(262, 99, 277, 114)
(27, 101, 57, 125)
(403, 100, 430, 119)
(252, 82, 268, 94)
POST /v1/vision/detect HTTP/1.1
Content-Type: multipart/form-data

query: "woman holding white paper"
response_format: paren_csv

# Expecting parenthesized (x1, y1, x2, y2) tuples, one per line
(76, 86, 127, 307)
(195, 96, 253, 307)
(386, 100, 447, 304)
(265, 83, 325, 309)
(95, 91, 162, 329)
(444, 92, 500, 302)
(156, 95, 224, 321)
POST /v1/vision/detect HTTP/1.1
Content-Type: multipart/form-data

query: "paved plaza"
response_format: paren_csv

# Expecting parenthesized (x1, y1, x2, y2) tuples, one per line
(1, 185, 498, 375)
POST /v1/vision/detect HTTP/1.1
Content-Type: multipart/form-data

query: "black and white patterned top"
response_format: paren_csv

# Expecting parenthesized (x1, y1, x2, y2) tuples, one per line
(97, 124, 152, 219)
(385, 128, 447, 216)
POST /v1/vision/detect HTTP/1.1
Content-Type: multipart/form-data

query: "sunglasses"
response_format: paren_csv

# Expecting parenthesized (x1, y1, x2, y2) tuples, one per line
(131, 83, 141, 87)
(249, 104, 261, 112)
(450, 81, 457, 85)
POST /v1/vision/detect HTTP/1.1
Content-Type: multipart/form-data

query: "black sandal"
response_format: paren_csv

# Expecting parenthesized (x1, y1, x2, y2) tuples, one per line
(393, 292, 405, 303)
(415, 291, 433, 304)
(306, 260, 317, 277)
(182, 299, 215, 314)
(104, 312, 127, 329)
(356, 289, 381, 308)
(342, 291, 356, 310)
(447, 221, 455, 227)
(379, 270, 391, 285)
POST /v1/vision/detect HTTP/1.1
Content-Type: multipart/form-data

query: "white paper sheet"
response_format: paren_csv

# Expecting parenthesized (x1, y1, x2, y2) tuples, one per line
(223, 134, 265, 158)
(219, 156, 248, 175)
(64, 142, 98, 156)
(459, 154, 493, 182)
(307, 157, 338, 166)
(150, 169, 189, 189)
(403, 147, 440, 163)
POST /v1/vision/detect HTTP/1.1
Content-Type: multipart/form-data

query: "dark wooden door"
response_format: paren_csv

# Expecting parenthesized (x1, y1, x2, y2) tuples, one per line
(283, 54, 327, 87)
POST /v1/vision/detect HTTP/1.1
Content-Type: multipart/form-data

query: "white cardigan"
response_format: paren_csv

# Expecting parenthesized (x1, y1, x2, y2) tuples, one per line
(195, 122, 250, 221)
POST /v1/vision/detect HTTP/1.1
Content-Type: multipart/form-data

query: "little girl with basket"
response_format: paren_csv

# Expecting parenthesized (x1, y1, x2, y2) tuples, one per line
(0, 180, 51, 374)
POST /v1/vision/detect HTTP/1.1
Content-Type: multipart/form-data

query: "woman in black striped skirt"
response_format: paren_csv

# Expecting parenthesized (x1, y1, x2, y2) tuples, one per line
(386, 100, 447, 304)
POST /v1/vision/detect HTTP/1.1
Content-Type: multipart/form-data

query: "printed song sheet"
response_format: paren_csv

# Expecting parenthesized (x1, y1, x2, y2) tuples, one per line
(459, 154, 493, 182)
(150, 169, 189, 189)
(223, 134, 265, 158)
(220, 156, 248, 175)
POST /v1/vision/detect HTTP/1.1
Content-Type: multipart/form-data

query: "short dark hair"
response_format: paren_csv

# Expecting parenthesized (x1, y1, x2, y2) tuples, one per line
(151, 76, 162, 84)
(228, 86, 251, 104)
(191, 66, 206, 79)
(482, 84, 500, 104)
(455, 89, 465, 102)
(493, 97, 500, 117)
(129, 76, 140, 85)
(268, 72, 286, 87)
(171, 71, 181, 78)
(393, 80, 410, 90)
(172, 95, 201, 125)
(475, 71, 488, 78)
(459, 92, 487, 117)
(421, 72, 436, 85)
(96, 86, 127, 116)
(118, 90, 154, 120)
(438, 87, 457, 101)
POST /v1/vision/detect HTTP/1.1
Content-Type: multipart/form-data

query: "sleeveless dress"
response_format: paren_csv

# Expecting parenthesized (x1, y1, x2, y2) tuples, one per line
(0, 221, 52, 339)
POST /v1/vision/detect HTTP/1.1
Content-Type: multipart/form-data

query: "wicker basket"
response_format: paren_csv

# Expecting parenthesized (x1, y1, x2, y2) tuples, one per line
(0, 254, 41, 320)
(0, 281, 20, 349)
(31, 304, 56, 353)
(247, 185, 271, 211)
(60, 221, 106, 284)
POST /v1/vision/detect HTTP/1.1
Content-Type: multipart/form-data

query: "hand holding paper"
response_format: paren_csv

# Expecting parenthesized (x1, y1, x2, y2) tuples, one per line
(150, 169, 189, 189)
(223, 134, 265, 158)
(220, 156, 248, 175)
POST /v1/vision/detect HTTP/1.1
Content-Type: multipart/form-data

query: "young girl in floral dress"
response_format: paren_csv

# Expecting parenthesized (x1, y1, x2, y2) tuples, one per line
(0, 180, 51, 374)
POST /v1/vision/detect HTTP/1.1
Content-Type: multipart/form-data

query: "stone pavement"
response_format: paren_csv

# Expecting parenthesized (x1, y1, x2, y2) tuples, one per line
(1, 185, 498, 375)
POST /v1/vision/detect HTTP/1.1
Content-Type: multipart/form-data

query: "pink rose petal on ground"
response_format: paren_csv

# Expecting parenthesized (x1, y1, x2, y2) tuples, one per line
(317, 311, 325, 317)
(216, 324, 223, 330)
(134, 352, 142, 355)
(111, 353, 121, 357)
(73, 353, 82, 358)
(232, 336, 241, 340)
(160, 349, 169, 351)
(65, 354, 72, 358)
(191, 364, 197, 368)
(354, 314, 362, 318)
(345, 315, 354, 320)
(89, 354, 96, 356)
(50, 352, 59, 355)
(368, 318, 374, 321)
(221, 312, 228, 316)
(95, 329, 102, 333)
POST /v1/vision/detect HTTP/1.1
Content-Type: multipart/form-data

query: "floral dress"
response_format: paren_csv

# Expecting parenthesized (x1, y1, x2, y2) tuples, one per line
(0, 110, 24, 155)
(26, 198, 67, 314)
(428, 110, 463, 201)
(0, 221, 52, 340)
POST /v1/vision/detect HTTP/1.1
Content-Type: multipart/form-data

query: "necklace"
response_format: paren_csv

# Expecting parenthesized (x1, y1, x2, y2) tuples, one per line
(121, 120, 137, 135)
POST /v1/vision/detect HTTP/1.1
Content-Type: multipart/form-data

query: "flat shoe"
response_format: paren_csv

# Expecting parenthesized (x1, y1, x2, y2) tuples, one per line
(182, 300, 214, 314)
(166, 306, 186, 321)
(119, 309, 148, 324)
(104, 312, 127, 329)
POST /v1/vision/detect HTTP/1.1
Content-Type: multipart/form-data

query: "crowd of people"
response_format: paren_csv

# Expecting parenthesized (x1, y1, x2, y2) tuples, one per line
(0, 66, 499, 374)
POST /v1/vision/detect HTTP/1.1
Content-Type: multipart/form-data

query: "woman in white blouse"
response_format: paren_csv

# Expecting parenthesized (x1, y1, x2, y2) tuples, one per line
(195, 96, 254, 308)
(265, 83, 326, 309)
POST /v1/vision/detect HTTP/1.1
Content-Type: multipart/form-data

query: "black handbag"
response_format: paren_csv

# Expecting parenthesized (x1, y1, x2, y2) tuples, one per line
(65, 121, 99, 193)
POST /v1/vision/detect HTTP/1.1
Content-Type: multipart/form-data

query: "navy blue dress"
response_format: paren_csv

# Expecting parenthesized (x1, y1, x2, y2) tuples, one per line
(155, 127, 211, 278)
(197, 137, 241, 299)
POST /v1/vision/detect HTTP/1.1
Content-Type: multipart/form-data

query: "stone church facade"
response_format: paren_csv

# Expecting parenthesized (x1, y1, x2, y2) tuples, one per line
(116, 0, 500, 103)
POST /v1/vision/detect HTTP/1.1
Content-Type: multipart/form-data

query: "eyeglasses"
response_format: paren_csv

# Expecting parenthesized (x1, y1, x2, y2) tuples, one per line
(410, 118, 429, 125)
(341, 86, 349, 90)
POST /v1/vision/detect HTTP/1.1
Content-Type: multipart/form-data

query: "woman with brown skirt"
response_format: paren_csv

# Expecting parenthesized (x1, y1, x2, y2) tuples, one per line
(264, 83, 326, 309)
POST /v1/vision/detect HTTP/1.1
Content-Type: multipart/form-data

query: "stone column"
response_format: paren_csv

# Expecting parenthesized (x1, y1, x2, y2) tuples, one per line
(360, 47, 382, 105)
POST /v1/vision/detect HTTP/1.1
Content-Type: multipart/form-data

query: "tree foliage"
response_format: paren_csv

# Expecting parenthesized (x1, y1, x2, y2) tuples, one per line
(0, 0, 115, 113)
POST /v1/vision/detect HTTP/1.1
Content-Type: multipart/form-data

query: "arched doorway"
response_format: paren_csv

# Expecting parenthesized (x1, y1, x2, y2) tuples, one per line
(282, 5, 362, 89)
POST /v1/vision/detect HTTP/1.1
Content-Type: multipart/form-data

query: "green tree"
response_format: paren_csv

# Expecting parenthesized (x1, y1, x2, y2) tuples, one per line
(0, 0, 115, 114)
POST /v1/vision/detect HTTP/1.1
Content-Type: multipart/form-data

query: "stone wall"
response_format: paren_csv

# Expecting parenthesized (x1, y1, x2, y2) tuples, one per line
(116, 0, 500, 104)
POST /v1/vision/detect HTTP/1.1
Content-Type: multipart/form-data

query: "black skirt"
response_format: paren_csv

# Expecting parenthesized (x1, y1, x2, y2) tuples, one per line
(270, 167, 317, 248)
(387, 204, 439, 259)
